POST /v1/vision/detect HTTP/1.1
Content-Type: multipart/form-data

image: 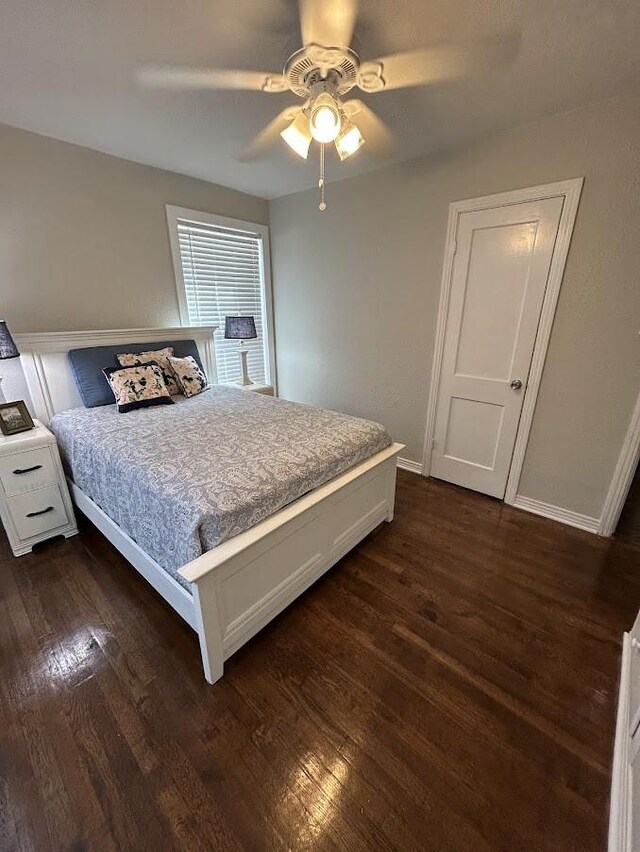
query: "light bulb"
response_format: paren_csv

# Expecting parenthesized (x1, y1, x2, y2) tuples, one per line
(309, 94, 341, 143)
(311, 106, 340, 142)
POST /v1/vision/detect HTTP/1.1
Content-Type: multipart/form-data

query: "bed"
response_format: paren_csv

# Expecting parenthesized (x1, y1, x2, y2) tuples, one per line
(17, 327, 404, 683)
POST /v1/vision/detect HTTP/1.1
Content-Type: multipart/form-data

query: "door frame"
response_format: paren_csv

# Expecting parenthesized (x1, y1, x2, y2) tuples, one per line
(598, 389, 640, 536)
(422, 178, 584, 504)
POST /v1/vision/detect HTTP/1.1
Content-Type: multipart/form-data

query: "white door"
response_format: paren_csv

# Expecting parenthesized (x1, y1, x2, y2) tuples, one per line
(429, 197, 564, 498)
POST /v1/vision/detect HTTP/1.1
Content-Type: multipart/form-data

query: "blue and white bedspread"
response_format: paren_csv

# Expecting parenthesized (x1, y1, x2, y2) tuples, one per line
(50, 387, 391, 590)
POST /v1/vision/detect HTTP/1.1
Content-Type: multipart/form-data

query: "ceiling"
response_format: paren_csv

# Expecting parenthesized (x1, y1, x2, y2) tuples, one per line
(2, 0, 640, 199)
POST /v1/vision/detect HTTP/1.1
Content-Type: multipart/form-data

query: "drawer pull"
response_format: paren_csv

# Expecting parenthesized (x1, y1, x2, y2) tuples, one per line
(13, 464, 43, 475)
(632, 637, 640, 651)
(26, 506, 54, 518)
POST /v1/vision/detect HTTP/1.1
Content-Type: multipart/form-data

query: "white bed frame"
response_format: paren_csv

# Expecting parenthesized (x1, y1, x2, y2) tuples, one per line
(16, 327, 403, 683)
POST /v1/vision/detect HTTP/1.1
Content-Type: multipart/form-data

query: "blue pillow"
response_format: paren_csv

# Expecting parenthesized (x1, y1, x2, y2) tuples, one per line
(69, 339, 206, 408)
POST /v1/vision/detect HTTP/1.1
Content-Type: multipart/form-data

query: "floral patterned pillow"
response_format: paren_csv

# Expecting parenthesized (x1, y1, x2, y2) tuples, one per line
(116, 347, 180, 395)
(167, 355, 208, 398)
(103, 363, 175, 413)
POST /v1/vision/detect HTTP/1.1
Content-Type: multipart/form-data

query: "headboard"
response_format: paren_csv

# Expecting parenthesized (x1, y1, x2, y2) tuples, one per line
(15, 326, 217, 425)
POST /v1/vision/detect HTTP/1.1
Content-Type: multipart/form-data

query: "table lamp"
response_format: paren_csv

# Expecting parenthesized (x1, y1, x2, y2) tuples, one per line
(224, 316, 257, 386)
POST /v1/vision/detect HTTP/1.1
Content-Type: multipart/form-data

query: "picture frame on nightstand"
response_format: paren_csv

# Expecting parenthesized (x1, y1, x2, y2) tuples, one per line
(0, 401, 35, 436)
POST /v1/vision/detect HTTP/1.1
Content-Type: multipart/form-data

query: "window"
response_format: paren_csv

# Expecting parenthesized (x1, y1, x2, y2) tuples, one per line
(167, 206, 274, 386)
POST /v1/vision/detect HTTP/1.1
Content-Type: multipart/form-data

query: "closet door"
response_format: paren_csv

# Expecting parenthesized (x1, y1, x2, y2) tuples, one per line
(429, 196, 564, 498)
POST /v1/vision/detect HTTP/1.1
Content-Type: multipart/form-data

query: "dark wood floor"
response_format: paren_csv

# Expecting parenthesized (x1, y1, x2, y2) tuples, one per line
(2, 471, 639, 852)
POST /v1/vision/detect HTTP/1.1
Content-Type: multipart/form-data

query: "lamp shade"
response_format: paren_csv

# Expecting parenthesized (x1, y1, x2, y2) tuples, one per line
(224, 316, 257, 340)
(0, 321, 19, 360)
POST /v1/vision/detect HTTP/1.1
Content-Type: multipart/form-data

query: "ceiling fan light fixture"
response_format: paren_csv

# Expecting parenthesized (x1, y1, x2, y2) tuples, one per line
(309, 93, 342, 143)
(280, 112, 312, 159)
(335, 119, 365, 161)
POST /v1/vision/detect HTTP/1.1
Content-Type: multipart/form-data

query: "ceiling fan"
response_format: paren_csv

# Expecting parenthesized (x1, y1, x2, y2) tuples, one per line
(139, 0, 518, 209)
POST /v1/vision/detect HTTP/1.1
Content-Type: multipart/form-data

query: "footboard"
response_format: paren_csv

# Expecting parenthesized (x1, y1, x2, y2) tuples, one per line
(180, 442, 403, 683)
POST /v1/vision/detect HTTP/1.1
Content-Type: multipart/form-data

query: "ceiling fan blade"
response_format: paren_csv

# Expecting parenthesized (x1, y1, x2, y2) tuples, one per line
(298, 0, 358, 49)
(237, 106, 304, 162)
(138, 65, 288, 93)
(343, 100, 395, 158)
(358, 32, 521, 93)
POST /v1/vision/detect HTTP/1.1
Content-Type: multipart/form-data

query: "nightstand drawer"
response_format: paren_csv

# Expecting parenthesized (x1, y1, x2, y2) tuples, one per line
(7, 485, 69, 540)
(0, 447, 58, 496)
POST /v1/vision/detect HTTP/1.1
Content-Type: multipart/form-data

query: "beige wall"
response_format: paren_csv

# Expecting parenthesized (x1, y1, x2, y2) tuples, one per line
(0, 123, 268, 333)
(0, 123, 268, 403)
(269, 90, 640, 520)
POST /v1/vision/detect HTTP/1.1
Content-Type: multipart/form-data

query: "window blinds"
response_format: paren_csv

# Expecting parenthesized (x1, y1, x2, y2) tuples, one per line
(176, 219, 267, 384)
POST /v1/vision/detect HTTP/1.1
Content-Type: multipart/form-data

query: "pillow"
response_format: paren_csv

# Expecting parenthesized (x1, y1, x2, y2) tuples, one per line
(116, 347, 180, 395)
(103, 363, 175, 413)
(167, 355, 208, 398)
(68, 339, 205, 408)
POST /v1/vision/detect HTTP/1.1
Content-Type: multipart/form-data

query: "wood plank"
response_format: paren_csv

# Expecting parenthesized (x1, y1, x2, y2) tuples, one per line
(1, 470, 637, 850)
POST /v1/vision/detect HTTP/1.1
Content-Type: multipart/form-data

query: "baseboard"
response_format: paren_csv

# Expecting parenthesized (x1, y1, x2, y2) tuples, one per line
(512, 495, 600, 533)
(397, 457, 423, 475)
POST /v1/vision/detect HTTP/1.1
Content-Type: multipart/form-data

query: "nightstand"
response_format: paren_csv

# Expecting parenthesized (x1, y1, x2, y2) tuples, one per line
(222, 383, 275, 396)
(0, 420, 78, 556)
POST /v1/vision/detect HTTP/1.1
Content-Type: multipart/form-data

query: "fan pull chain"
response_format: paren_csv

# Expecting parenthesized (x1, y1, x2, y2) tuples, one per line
(318, 143, 327, 211)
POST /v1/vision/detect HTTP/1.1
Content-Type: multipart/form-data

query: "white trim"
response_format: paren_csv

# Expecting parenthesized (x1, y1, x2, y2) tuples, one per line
(608, 632, 631, 852)
(257, 221, 278, 392)
(598, 389, 640, 537)
(422, 196, 461, 478)
(422, 178, 584, 505)
(15, 325, 218, 353)
(397, 457, 423, 475)
(165, 205, 277, 393)
(512, 495, 599, 533)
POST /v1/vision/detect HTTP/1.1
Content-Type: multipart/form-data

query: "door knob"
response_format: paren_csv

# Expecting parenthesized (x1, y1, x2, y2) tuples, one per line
(510, 379, 523, 391)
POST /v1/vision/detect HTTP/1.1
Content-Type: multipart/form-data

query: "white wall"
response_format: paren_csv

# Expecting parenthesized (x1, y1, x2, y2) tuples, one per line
(269, 90, 640, 521)
(0, 123, 268, 402)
